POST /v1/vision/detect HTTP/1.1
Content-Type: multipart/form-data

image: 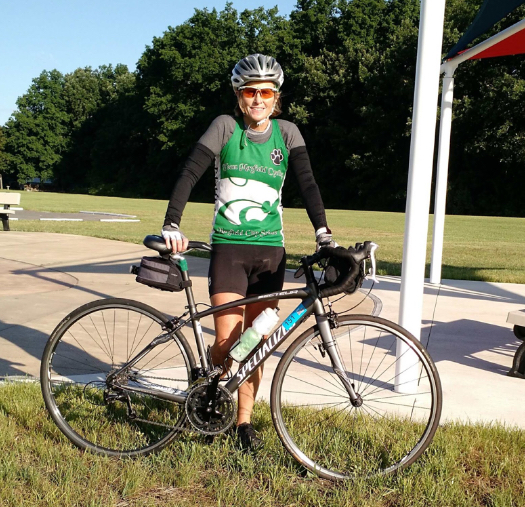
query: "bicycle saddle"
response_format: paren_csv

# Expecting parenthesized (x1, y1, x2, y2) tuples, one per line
(143, 235, 212, 255)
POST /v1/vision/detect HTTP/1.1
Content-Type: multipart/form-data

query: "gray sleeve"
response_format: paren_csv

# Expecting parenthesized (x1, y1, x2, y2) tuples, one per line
(197, 115, 236, 155)
(277, 119, 306, 153)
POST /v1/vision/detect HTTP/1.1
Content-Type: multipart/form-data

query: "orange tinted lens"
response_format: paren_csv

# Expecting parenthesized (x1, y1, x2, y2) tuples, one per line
(241, 88, 257, 98)
(241, 88, 275, 99)
(259, 88, 275, 99)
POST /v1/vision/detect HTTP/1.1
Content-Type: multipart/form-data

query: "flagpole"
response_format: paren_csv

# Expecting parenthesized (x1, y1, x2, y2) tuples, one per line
(396, 0, 447, 393)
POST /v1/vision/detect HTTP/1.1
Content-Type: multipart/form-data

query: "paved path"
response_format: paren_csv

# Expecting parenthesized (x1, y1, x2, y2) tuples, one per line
(0, 232, 524, 428)
(11, 210, 139, 221)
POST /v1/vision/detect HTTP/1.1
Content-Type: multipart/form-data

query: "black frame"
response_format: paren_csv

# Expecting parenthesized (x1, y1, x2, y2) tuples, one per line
(109, 255, 333, 404)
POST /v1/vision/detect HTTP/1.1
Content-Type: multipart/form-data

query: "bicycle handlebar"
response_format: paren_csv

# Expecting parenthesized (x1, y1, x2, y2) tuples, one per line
(143, 235, 212, 255)
(143, 234, 378, 299)
(301, 242, 378, 298)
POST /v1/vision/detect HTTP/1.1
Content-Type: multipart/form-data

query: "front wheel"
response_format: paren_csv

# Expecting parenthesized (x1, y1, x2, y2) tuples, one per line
(271, 315, 442, 481)
(41, 298, 196, 457)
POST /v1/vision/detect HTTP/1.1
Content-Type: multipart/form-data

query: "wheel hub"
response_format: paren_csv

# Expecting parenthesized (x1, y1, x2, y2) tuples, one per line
(351, 392, 363, 407)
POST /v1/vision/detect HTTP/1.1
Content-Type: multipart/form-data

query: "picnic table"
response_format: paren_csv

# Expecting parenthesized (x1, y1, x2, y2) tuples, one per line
(0, 193, 20, 231)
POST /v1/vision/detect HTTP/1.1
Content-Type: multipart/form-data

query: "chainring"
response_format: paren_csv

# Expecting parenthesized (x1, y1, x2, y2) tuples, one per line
(185, 383, 236, 435)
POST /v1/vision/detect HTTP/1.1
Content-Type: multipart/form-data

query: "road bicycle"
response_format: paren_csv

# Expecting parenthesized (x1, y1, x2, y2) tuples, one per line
(40, 236, 442, 481)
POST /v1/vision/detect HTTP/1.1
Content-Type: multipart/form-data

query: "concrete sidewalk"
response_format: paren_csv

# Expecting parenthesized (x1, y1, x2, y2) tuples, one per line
(1, 232, 524, 428)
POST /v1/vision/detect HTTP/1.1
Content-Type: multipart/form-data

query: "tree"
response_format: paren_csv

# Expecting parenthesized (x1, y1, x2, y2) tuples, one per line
(283, 0, 420, 211)
(3, 0, 525, 216)
(0, 127, 8, 188)
(136, 4, 291, 198)
(3, 70, 69, 184)
(442, 0, 525, 216)
(53, 64, 145, 193)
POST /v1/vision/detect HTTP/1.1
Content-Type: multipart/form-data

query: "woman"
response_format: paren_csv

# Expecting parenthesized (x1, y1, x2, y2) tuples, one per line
(162, 54, 335, 450)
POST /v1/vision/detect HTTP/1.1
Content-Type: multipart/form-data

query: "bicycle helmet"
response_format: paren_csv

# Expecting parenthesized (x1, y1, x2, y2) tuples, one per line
(231, 54, 284, 90)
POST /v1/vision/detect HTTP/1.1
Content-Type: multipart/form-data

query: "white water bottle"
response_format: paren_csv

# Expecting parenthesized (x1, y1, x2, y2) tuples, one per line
(229, 308, 279, 362)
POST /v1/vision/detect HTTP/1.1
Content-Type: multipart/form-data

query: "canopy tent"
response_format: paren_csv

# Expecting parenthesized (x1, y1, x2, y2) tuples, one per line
(397, 0, 525, 391)
(462, 23, 525, 59)
(446, 0, 525, 59)
(429, 14, 525, 284)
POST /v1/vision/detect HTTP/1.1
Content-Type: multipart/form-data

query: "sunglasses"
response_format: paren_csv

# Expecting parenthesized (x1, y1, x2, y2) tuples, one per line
(239, 87, 279, 99)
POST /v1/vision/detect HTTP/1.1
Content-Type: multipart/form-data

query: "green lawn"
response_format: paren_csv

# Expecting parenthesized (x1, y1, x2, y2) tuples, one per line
(0, 382, 523, 507)
(7, 190, 525, 283)
(2, 193, 525, 505)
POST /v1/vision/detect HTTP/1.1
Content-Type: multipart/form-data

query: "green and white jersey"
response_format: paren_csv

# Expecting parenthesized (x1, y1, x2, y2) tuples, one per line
(211, 118, 289, 246)
(163, 115, 328, 245)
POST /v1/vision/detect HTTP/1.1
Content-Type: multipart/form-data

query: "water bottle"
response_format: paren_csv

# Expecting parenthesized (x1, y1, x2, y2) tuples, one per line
(229, 308, 279, 362)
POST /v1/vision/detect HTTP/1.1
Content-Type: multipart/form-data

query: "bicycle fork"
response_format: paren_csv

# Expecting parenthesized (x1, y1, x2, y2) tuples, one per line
(314, 300, 363, 407)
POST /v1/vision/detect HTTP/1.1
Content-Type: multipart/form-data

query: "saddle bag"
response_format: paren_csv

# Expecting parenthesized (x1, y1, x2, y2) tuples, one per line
(134, 256, 189, 292)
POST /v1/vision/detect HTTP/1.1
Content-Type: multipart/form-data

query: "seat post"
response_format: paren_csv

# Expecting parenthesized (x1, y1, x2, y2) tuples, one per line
(177, 256, 209, 370)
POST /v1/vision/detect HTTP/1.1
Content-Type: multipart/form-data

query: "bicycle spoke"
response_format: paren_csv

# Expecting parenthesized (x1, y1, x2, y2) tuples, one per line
(43, 300, 194, 457)
(273, 315, 441, 481)
(299, 346, 348, 395)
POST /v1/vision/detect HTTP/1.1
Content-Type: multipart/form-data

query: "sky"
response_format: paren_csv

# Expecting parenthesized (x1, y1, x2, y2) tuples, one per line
(0, 0, 298, 125)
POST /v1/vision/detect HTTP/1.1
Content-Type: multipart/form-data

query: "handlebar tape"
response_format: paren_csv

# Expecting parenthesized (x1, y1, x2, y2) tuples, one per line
(306, 243, 373, 299)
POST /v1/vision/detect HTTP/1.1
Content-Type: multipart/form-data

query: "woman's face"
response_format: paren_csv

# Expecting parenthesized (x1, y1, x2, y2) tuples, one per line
(237, 80, 279, 129)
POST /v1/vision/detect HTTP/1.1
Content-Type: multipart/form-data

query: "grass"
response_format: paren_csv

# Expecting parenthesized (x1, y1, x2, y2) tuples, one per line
(3, 191, 525, 504)
(0, 382, 524, 507)
(6, 190, 525, 283)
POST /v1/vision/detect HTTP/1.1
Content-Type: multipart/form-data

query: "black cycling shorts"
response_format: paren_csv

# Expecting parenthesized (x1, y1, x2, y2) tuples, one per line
(208, 244, 286, 297)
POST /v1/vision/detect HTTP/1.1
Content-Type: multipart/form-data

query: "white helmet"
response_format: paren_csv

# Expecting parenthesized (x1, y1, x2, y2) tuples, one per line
(231, 54, 284, 90)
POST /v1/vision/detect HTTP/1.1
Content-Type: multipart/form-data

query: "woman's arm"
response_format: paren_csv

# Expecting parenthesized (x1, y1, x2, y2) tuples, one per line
(288, 145, 328, 232)
(163, 115, 236, 227)
(279, 119, 335, 249)
(163, 143, 215, 227)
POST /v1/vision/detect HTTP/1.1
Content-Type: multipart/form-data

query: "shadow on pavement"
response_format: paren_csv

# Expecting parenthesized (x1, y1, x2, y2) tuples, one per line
(422, 318, 519, 376)
(363, 276, 525, 304)
(0, 321, 50, 377)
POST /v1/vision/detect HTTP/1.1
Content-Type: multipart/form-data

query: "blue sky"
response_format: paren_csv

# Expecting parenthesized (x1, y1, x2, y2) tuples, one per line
(0, 0, 298, 125)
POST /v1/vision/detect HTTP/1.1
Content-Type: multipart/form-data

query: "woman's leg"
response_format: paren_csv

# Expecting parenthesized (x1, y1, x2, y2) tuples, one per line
(210, 292, 244, 369)
(210, 293, 277, 426)
(237, 299, 278, 425)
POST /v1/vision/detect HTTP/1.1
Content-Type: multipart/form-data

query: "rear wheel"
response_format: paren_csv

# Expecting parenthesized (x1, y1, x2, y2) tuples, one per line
(271, 315, 442, 481)
(41, 298, 195, 457)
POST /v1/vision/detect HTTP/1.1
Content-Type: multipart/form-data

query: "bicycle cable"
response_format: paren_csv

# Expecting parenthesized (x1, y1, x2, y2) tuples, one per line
(318, 260, 374, 314)
(333, 282, 375, 315)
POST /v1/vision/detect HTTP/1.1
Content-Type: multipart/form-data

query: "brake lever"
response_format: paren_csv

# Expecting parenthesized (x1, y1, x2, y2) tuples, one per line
(365, 242, 379, 283)
(294, 266, 305, 279)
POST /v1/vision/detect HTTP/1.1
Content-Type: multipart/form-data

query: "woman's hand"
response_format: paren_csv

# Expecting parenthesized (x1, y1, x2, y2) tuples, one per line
(161, 224, 189, 253)
(315, 227, 338, 252)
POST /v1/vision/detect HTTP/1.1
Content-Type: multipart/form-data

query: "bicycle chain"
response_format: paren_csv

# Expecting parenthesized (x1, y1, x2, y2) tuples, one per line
(132, 373, 188, 383)
(116, 388, 190, 432)
(128, 415, 191, 432)
(117, 372, 231, 434)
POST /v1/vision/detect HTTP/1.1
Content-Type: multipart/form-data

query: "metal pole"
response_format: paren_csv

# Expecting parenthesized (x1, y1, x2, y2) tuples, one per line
(430, 63, 457, 285)
(396, 0, 447, 393)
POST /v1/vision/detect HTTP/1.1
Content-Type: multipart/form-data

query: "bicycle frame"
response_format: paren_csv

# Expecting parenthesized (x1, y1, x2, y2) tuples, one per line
(109, 255, 361, 406)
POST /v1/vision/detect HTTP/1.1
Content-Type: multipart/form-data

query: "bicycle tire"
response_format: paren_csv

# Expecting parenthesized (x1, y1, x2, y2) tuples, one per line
(271, 314, 442, 481)
(41, 298, 196, 457)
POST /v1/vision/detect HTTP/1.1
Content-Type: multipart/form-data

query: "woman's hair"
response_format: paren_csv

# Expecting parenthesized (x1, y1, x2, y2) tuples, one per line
(234, 93, 282, 118)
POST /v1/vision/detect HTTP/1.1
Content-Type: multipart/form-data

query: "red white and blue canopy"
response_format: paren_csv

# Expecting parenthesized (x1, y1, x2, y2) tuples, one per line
(446, 0, 525, 61)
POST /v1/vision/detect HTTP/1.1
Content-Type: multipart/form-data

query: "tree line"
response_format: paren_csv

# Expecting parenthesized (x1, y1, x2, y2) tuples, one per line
(1, 0, 524, 217)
